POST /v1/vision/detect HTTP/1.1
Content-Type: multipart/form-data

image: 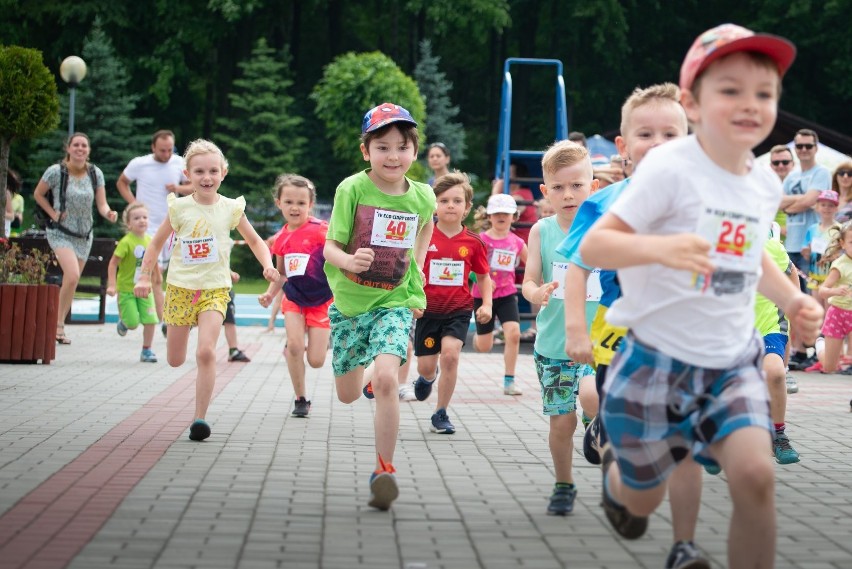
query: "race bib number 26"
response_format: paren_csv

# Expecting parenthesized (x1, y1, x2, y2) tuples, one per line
(695, 207, 761, 271)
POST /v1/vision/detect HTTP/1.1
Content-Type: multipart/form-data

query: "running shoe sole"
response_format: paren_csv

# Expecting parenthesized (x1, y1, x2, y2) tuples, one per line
(368, 473, 399, 510)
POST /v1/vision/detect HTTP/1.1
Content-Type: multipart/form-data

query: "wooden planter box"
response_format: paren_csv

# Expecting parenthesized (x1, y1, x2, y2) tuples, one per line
(0, 284, 60, 364)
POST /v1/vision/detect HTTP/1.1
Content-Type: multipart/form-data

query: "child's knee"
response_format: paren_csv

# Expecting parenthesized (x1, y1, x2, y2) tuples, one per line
(306, 352, 326, 368)
(439, 349, 460, 371)
(285, 342, 305, 360)
(196, 345, 216, 366)
(503, 326, 521, 343)
(167, 354, 185, 367)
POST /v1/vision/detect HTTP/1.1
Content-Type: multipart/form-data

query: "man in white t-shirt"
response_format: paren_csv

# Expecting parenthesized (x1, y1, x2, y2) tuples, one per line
(118, 130, 191, 324)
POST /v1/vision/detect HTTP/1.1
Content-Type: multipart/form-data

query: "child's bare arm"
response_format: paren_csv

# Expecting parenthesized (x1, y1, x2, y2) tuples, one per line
(324, 240, 374, 273)
(134, 220, 173, 297)
(818, 268, 848, 300)
(236, 215, 277, 282)
(521, 224, 545, 302)
(474, 273, 494, 324)
(414, 219, 434, 270)
(106, 255, 121, 296)
(580, 212, 715, 274)
(564, 264, 594, 365)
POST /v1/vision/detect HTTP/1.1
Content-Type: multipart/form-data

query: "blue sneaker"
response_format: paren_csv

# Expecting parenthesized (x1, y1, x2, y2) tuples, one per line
(703, 463, 722, 476)
(188, 419, 211, 441)
(547, 484, 577, 515)
(140, 348, 157, 363)
(414, 370, 437, 401)
(368, 457, 398, 510)
(583, 415, 602, 465)
(665, 540, 710, 569)
(774, 432, 800, 464)
(117, 319, 128, 337)
(430, 408, 455, 434)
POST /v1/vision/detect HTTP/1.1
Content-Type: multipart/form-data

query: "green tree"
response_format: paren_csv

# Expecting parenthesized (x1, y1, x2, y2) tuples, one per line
(414, 39, 466, 162)
(216, 38, 305, 230)
(0, 45, 59, 238)
(311, 51, 426, 174)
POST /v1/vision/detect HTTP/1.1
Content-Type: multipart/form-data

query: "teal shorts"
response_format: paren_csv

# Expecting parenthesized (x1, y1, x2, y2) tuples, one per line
(118, 291, 158, 328)
(534, 351, 593, 416)
(328, 304, 412, 376)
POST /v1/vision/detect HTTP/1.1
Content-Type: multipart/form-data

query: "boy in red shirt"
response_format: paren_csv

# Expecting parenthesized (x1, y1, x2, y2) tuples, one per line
(414, 172, 493, 433)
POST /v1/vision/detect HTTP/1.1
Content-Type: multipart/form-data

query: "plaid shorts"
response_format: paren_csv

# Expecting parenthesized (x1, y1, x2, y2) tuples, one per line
(602, 331, 771, 490)
(328, 304, 412, 376)
(533, 352, 593, 416)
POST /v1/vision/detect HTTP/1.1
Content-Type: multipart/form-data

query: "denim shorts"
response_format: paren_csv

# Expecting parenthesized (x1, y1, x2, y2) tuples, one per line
(328, 304, 412, 376)
(602, 331, 770, 490)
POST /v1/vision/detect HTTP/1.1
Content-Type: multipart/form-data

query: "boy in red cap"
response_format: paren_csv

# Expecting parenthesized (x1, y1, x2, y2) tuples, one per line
(580, 24, 823, 567)
(323, 103, 436, 510)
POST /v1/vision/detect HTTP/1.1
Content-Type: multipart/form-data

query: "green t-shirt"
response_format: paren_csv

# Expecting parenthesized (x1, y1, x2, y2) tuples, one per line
(114, 232, 152, 293)
(324, 170, 436, 317)
(754, 238, 791, 336)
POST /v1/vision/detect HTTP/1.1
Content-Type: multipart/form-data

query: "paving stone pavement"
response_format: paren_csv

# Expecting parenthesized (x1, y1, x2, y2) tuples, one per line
(1, 325, 851, 569)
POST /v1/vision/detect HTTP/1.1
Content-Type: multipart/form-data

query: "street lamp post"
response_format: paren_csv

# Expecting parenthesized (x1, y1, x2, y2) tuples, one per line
(59, 56, 87, 137)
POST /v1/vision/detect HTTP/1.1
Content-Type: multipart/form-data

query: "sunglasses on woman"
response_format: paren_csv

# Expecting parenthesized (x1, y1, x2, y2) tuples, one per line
(837, 170, 852, 178)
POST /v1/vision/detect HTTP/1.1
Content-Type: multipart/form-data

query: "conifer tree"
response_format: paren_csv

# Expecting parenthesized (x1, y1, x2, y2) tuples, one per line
(414, 39, 466, 162)
(216, 38, 305, 228)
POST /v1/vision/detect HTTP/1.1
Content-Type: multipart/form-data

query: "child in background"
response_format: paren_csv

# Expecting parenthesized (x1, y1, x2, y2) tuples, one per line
(802, 190, 840, 297)
(817, 222, 852, 373)
(107, 203, 160, 363)
(259, 174, 332, 418)
(412, 171, 493, 434)
(223, 286, 251, 362)
(134, 139, 278, 441)
(521, 140, 597, 516)
(580, 25, 822, 566)
(323, 103, 435, 510)
(472, 193, 528, 395)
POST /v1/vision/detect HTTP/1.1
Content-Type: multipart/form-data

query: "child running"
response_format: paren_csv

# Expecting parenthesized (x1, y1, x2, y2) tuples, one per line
(412, 171, 493, 434)
(817, 222, 852, 373)
(521, 140, 597, 516)
(259, 174, 332, 418)
(558, 83, 710, 569)
(107, 203, 160, 363)
(323, 103, 435, 510)
(134, 139, 278, 441)
(472, 193, 528, 395)
(580, 25, 822, 567)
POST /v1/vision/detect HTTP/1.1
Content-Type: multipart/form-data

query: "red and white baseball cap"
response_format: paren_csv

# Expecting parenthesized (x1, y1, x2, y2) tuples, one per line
(679, 24, 796, 92)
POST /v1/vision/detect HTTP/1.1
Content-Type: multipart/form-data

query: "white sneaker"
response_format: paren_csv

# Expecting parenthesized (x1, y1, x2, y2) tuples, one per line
(785, 372, 799, 394)
(398, 383, 417, 401)
(503, 382, 523, 396)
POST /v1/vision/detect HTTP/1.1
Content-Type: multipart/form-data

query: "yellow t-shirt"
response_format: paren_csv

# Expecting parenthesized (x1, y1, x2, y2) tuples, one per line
(828, 254, 852, 310)
(166, 193, 245, 290)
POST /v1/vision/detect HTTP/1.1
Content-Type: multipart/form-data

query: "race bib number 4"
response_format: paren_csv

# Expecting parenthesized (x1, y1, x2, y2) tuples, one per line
(696, 207, 761, 271)
(180, 236, 219, 265)
(429, 259, 464, 286)
(370, 209, 418, 249)
(490, 248, 517, 272)
(284, 253, 310, 277)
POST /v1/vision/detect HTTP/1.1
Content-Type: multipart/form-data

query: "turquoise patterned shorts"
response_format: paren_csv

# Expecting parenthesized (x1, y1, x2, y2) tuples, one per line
(534, 351, 593, 416)
(328, 304, 412, 377)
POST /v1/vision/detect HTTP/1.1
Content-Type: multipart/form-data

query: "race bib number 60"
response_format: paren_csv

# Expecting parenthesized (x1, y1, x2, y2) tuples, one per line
(370, 209, 418, 249)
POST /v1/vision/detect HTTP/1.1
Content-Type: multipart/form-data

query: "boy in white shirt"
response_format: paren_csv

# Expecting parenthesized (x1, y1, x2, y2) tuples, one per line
(580, 24, 823, 567)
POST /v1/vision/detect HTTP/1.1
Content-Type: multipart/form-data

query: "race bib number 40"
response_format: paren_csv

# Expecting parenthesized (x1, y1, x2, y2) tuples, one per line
(429, 259, 464, 286)
(180, 236, 219, 265)
(696, 207, 761, 271)
(370, 209, 418, 249)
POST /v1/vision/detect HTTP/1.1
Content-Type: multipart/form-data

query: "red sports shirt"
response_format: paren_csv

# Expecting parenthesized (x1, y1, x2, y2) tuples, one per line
(423, 227, 489, 317)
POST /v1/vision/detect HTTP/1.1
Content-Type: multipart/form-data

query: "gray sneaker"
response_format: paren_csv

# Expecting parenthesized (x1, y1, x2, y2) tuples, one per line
(665, 540, 710, 569)
(117, 319, 128, 337)
(140, 348, 158, 363)
(785, 372, 799, 394)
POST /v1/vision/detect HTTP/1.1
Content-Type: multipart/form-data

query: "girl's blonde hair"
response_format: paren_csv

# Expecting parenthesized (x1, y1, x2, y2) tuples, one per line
(823, 222, 852, 263)
(272, 173, 317, 202)
(472, 206, 490, 231)
(122, 202, 148, 231)
(183, 139, 229, 170)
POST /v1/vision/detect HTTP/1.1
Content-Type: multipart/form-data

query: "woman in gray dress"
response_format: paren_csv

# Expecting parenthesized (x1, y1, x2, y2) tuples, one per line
(33, 132, 117, 344)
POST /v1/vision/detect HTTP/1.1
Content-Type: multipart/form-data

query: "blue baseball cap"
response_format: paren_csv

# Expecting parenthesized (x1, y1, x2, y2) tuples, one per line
(362, 102, 417, 134)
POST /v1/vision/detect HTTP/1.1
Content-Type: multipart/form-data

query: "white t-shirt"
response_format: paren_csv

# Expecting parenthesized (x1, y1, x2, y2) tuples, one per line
(606, 136, 782, 368)
(122, 154, 187, 234)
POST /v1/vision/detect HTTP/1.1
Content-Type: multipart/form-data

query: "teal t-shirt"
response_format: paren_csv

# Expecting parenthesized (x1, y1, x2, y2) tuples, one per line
(324, 170, 436, 317)
(114, 232, 152, 293)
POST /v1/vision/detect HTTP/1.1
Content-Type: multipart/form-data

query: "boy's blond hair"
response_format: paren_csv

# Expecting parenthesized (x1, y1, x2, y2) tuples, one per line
(620, 83, 682, 135)
(541, 140, 590, 179)
(121, 202, 148, 231)
(184, 139, 229, 170)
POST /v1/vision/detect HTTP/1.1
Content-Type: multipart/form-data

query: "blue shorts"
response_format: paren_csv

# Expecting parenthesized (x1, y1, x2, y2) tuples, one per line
(602, 332, 771, 490)
(533, 352, 593, 416)
(328, 304, 412, 376)
(762, 332, 787, 359)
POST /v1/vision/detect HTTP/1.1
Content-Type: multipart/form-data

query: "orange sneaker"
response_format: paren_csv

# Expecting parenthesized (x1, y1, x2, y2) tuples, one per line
(368, 455, 398, 510)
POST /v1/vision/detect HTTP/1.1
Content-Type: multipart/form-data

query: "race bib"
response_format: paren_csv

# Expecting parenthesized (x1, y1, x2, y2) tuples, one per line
(370, 209, 418, 249)
(695, 207, 761, 271)
(180, 236, 219, 265)
(284, 253, 310, 277)
(132, 245, 146, 283)
(550, 262, 568, 300)
(586, 268, 602, 301)
(811, 236, 828, 256)
(490, 248, 517, 272)
(429, 259, 464, 286)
